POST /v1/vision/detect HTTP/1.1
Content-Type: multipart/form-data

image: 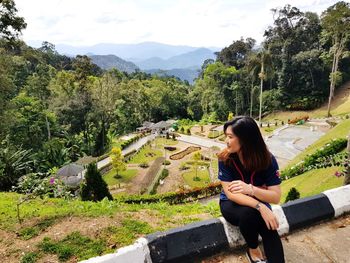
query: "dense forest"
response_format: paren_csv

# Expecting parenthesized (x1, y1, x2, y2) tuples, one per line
(0, 0, 349, 191)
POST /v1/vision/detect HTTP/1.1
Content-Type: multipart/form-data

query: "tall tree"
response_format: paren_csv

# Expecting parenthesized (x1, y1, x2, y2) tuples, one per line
(0, 0, 26, 45)
(321, 1, 350, 117)
(216, 38, 256, 69)
(110, 147, 126, 178)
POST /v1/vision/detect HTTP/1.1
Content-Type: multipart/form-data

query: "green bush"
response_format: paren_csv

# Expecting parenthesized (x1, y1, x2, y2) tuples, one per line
(285, 187, 300, 202)
(163, 160, 171, 165)
(21, 252, 39, 263)
(139, 162, 149, 168)
(80, 163, 113, 201)
(281, 138, 347, 180)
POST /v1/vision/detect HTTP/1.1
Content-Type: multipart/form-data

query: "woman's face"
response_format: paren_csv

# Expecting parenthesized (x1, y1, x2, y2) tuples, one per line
(225, 126, 241, 154)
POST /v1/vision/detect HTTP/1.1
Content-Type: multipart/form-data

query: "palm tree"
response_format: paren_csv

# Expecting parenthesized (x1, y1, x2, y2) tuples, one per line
(247, 49, 273, 123)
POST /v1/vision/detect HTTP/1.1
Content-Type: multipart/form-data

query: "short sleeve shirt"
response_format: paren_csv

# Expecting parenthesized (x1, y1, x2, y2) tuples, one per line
(218, 153, 281, 206)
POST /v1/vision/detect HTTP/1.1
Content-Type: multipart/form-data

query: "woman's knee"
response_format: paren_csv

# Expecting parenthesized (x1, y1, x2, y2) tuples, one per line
(239, 207, 261, 226)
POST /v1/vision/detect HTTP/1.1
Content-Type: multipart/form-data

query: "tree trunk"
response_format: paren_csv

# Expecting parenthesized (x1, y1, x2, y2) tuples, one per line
(344, 133, 350, 185)
(327, 48, 341, 117)
(45, 115, 51, 140)
(250, 84, 254, 117)
(259, 62, 264, 124)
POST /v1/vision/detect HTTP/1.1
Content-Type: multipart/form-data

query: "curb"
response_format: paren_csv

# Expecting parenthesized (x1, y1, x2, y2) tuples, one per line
(81, 185, 350, 263)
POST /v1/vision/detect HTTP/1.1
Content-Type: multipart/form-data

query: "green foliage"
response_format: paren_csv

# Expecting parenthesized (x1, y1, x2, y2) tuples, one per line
(281, 138, 347, 179)
(80, 163, 113, 201)
(21, 252, 39, 263)
(285, 187, 300, 202)
(38, 231, 106, 261)
(0, 138, 33, 191)
(13, 173, 72, 198)
(109, 147, 126, 177)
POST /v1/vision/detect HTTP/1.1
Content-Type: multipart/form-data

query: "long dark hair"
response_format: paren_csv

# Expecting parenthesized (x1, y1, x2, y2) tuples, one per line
(218, 116, 271, 172)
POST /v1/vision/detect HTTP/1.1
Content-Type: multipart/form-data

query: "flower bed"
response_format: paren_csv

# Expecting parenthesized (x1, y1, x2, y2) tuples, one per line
(169, 146, 201, 160)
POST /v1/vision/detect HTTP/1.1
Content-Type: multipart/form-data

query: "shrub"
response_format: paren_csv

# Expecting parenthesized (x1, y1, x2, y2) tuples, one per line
(21, 252, 39, 263)
(281, 138, 347, 180)
(163, 160, 171, 165)
(285, 187, 300, 202)
(139, 162, 149, 168)
(80, 163, 113, 201)
(186, 128, 191, 135)
(164, 146, 176, 151)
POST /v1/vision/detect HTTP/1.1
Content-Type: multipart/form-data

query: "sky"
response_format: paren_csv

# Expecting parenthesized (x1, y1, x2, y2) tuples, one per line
(15, 0, 344, 48)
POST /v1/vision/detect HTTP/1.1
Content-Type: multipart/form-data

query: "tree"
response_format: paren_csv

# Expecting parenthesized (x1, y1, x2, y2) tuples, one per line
(193, 151, 201, 181)
(0, 0, 27, 44)
(216, 37, 256, 69)
(80, 162, 113, 201)
(247, 49, 273, 122)
(110, 147, 126, 178)
(321, 1, 350, 117)
(0, 138, 33, 191)
(285, 187, 300, 202)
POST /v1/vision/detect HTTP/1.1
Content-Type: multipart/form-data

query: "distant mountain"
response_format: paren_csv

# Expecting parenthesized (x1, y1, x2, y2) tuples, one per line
(135, 48, 216, 70)
(145, 67, 200, 84)
(27, 40, 220, 60)
(89, 54, 139, 73)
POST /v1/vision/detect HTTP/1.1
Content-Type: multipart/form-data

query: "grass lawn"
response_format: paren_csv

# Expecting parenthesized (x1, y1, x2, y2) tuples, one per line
(283, 119, 350, 169)
(155, 137, 178, 147)
(280, 166, 344, 204)
(182, 168, 210, 188)
(128, 144, 162, 164)
(103, 169, 138, 186)
(0, 192, 220, 262)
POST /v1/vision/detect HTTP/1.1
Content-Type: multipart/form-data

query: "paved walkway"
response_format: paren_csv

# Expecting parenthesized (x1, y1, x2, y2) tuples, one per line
(202, 214, 350, 263)
(97, 134, 156, 169)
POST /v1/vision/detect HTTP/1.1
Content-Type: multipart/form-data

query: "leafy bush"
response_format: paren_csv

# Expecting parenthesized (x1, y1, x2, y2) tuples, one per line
(119, 181, 222, 204)
(21, 252, 39, 263)
(164, 146, 177, 151)
(281, 138, 347, 180)
(163, 160, 171, 165)
(80, 163, 113, 201)
(139, 162, 149, 168)
(13, 173, 72, 199)
(285, 187, 300, 202)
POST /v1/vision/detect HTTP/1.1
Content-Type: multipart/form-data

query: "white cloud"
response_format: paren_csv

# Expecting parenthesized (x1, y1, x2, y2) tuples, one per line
(15, 0, 342, 48)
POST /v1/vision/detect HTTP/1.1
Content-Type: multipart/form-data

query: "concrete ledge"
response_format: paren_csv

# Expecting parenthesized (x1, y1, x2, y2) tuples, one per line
(81, 185, 349, 262)
(282, 194, 334, 231)
(272, 205, 289, 236)
(323, 184, 350, 217)
(145, 218, 228, 263)
(81, 238, 151, 263)
(219, 217, 245, 248)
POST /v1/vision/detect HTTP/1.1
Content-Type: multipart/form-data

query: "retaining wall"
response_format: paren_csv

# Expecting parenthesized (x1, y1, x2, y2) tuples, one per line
(81, 184, 350, 263)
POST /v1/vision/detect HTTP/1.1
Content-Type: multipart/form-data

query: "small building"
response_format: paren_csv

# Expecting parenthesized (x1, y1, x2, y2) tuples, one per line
(136, 121, 155, 132)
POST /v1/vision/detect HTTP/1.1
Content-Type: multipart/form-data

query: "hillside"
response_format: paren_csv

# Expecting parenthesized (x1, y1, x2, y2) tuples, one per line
(145, 67, 200, 84)
(89, 54, 139, 73)
(264, 81, 350, 122)
(136, 48, 216, 70)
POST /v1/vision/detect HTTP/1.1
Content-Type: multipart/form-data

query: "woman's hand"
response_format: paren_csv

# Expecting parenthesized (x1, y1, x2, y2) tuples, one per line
(259, 204, 279, 230)
(227, 180, 251, 195)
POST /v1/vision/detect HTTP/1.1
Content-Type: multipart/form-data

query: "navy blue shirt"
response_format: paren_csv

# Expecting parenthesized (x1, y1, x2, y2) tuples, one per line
(218, 153, 281, 207)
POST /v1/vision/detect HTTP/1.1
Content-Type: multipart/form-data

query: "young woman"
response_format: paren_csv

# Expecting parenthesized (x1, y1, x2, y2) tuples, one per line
(218, 116, 285, 263)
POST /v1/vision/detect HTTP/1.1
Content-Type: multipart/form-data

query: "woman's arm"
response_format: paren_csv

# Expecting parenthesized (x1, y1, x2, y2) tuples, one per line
(221, 181, 260, 207)
(227, 181, 281, 204)
(222, 181, 279, 230)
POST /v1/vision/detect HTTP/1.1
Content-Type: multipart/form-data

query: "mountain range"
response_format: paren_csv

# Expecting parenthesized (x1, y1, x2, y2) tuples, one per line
(28, 41, 220, 82)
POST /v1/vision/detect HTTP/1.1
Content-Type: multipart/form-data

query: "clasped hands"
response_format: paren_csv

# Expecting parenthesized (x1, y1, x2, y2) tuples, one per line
(227, 180, 279, 230)
(227, 180, 253, 195)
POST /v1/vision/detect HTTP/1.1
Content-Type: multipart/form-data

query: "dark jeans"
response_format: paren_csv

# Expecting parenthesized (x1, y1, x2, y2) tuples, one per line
(220, 200, 285, 263)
